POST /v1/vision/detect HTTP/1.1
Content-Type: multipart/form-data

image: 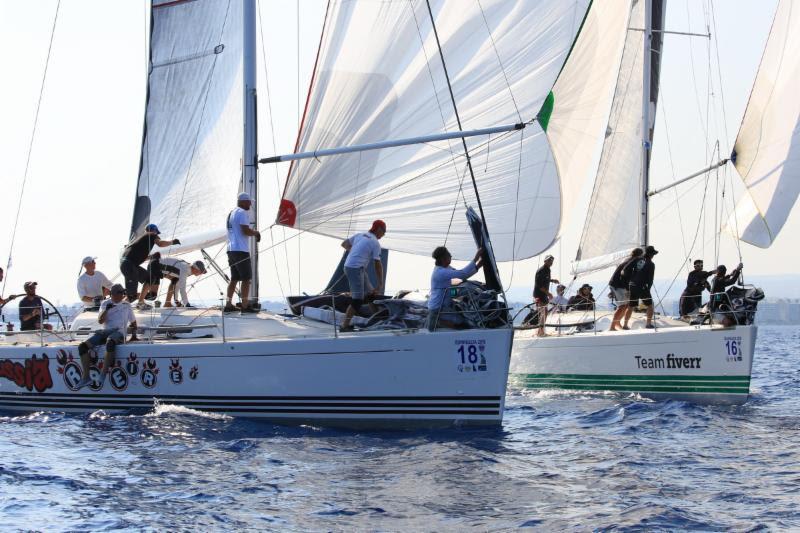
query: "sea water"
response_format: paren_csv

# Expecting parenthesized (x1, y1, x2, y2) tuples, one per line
(1, 326, 798, 531)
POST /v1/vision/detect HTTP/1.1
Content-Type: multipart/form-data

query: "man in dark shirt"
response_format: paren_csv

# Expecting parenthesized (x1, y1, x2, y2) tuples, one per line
(568, 284, 595, 311)
(533, 255, 559, 337)
(120, 223, 180, 309)
(627, 245, 657, 329)
(710, 263, 743, 326)
(18, 281, 48, 331)
(680, 259, 712, 317)
(609, 248, 643, 330)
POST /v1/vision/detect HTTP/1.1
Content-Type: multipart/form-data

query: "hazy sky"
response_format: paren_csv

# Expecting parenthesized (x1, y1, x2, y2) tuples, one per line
(0, 0, 794, 307)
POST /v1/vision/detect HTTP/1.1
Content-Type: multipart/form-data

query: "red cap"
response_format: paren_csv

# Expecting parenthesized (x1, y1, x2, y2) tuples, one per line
(370, 219, 386, 233)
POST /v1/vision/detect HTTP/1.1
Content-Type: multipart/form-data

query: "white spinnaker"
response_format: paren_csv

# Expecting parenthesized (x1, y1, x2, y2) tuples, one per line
(279, 0, 590, 261)
(730, 0, 800, 248)
(130, 0, 243, 252)
(573, 0, 665, 274)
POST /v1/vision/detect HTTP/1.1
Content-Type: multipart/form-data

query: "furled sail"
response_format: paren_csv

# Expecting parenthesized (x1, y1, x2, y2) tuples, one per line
(573, 0, 666, 274)
(730, 0, 800, 248)
(278, 0, 594, 261)
(129, 0, 244, 253)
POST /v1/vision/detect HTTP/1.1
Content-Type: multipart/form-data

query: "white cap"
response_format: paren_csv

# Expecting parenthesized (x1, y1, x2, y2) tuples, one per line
(237, 192, 252, 202)
(81, 256, 96, 266)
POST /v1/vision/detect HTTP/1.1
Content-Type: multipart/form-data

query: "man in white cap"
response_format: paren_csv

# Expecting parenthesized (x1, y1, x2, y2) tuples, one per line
(77, 256, 112, 308)
(225, 192, 261, 313)
(159, 257, 207, 307)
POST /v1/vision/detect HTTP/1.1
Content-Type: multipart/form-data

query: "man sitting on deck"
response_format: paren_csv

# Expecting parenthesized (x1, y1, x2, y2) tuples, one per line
(75, 284, 138, 389)
(427, 246, 483, 331)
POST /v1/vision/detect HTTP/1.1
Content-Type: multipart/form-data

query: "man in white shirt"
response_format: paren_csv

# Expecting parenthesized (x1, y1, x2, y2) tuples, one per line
(550, 284, 568, 312)
(339, 220, 386, 332)
(160, 257, 206, 307)
(77, 256, 112, 308)
(225, 192, 261, 313)
(427, 246, 483, 331)
(75, 284, 138, 389)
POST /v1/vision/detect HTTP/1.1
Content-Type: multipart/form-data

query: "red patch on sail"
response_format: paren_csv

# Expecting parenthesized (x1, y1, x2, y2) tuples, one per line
(278, 199, 297, 227)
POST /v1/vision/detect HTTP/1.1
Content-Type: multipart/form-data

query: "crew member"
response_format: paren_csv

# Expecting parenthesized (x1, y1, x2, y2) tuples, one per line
(77, 256, 112, 308)
(627, 245, 658, 329)
(568, 284, 595, 311)
(339, 220, 386, 332)
(225, 192, 261, 313)
(533, 255, 559, 337)
(551, 284, 568, 313)
(679, 259, 712, 317)
(75, 284, 138, 389)
(120, 223, 180, 310)
(427, 246, 484, 331)
(609, 248, 643, 331)
(159, 257, 206, 307)
(18, 281, 51, 331)
(710, 262, 744, 326)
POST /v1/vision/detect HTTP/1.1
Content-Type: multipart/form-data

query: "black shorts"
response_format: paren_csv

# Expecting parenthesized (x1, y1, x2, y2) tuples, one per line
(228, 251, 252, 281)
(120, 259, 149, 284)
(533, 290, 549, 305)
(629, 285, 653, 307)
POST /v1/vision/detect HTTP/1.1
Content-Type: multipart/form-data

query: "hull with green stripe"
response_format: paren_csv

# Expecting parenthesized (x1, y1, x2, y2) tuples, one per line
(511, 324, 756, 405)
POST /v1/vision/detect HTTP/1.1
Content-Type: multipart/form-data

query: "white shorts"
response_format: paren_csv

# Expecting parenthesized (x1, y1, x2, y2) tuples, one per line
(611, 287, 629, 304)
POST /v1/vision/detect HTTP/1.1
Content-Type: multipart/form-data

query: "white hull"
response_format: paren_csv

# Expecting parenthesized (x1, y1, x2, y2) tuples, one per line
(0, 311, 512, 428)
(511, 319, 756, 405)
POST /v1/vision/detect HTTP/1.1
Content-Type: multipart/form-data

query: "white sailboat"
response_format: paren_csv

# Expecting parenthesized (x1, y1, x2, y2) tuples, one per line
(0, 0, 596, 426)
(510, 0, 800, 404)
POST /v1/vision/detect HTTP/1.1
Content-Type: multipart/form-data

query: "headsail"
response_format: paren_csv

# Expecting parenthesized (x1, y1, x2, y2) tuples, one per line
(278, 0, 593, 261)
(730, 0, 800, 248)
(573, 0, 666, 274)
(130, 0, 244, 253)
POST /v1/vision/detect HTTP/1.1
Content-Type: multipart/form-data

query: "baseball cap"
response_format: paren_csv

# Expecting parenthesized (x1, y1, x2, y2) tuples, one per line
(544, 254, 555, 261)
(238, 192, 252, 202)
(192, 260, 207, 274)
(580, 283, 593, 290)
(644, 245, 659, 256)
(81, 256, 96, 266)
(24, 281, 37, 290)
(110, 283, 126, 295)
(145, 223, 160, 234)
(370, 219, 386, 232)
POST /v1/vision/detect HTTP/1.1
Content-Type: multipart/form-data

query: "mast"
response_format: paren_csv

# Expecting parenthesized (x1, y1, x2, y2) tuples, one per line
(243, 0, 259, 305)
(640, 0, 653, 247)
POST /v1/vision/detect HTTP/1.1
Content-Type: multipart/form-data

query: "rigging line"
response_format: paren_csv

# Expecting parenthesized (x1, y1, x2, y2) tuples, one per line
(257, 0, 288, 298)
(443, 162, 471, 248)
(424, 0, 493, 244)
(504, 128, 525, 292)
(476, 0, 522, 123)
(169, 0, 232, 240)
(658, 91, 690, 262)
(2, 0, 60, 298)
(685, 0, 709, 141)
(408, 1, 462, 182)
(296, 0, 301, 295)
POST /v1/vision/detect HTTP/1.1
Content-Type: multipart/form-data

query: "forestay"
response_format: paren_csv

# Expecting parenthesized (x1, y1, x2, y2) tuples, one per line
(129, 0, 244, 253)
(730, 0, 800, 248)
(573, 0, 666, 275)
(278, 0, 593, 261)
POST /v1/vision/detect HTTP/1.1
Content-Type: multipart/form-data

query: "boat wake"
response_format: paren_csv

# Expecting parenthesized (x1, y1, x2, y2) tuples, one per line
(147, 401, 232, 420)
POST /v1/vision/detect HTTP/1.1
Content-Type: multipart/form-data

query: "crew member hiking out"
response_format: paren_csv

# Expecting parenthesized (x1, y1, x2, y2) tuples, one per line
(339, 220, 386, 333)
(225, 192, 260, 313)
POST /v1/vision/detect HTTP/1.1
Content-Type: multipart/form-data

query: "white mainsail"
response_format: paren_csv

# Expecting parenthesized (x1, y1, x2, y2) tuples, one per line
(130, 0, 244, 251)
(278, 0, 594, 261)
(730, 0, 800, 248)
(573, 0, 666, 274)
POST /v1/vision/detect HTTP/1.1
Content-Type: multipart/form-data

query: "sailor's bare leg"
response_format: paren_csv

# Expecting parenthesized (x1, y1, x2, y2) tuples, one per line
(623, 304, 633, 329)
(610, 305, 626, 330)
(241, 280, 251, 309)
(646, 305, 654, 326)
(226, 280, 237, 305)
(537, 302, 548, 337)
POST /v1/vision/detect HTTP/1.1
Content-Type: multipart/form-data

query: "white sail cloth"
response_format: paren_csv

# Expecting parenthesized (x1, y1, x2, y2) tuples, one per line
(574, 0, 665, 272)
(130, 0, 244, 253)
(278, 0, 601, 261)
(730, 0, 800, 248)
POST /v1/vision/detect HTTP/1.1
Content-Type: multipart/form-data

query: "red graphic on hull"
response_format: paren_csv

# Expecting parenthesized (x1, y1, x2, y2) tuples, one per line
(0, 354, 54, 392)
